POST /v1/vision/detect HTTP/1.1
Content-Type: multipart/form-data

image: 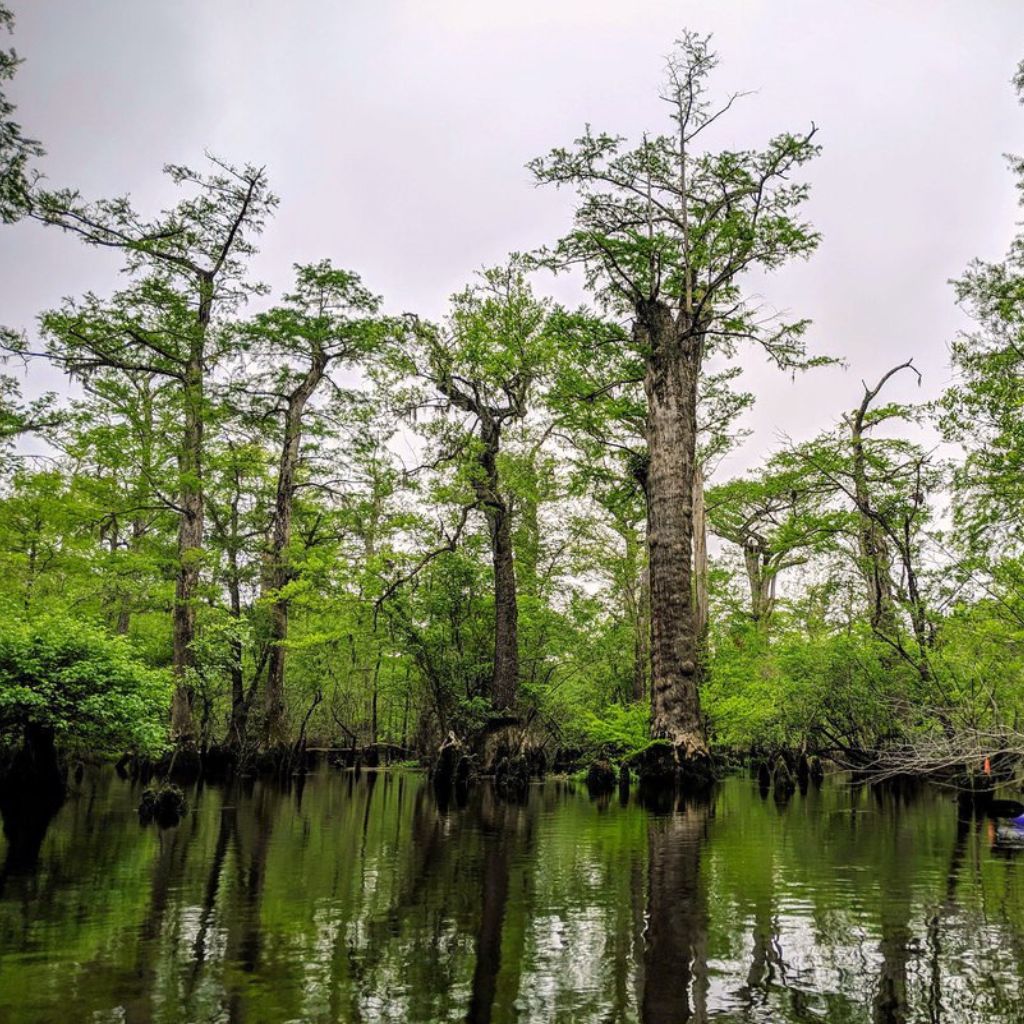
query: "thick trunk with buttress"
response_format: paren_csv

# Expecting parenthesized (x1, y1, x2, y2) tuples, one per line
(640, 299, 707, 763)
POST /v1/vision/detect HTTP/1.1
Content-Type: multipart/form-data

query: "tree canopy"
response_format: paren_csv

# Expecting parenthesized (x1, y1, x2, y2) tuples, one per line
(0, 21, 1022, 790)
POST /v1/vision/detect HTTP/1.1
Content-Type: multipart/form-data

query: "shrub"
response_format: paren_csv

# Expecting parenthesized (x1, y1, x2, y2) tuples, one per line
(0, 613, 171, 757)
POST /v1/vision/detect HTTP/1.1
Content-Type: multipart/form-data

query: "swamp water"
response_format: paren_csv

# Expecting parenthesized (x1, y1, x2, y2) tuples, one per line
(0, 769, 1023, 1023)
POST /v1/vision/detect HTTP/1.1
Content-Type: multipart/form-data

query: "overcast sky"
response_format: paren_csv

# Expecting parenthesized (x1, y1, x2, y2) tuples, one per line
(2, 0, 1023, 476)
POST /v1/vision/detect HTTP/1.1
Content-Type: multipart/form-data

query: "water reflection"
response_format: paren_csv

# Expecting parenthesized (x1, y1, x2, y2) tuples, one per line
(642, 797, 709, 1022)
(2, 769, 1024, 1022)
(0, 789, 64, 889)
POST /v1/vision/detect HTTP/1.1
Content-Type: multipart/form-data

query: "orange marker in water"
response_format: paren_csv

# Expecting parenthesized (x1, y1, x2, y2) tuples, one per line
(984, 756, 992, 775)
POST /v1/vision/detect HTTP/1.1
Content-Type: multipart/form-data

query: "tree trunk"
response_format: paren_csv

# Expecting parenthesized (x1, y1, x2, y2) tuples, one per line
(639, 300, 707, 764)
(693, 461, 709, 647)
(622, 527, 647, 702)
(263, 353, 327, 748)
(489, 499, 519, 711)
(479, 424, 519, 711)
(114, 516, 144, 638)
(851, 403, 897, 633)
(263, 596, 290, 748)
(226, 569, 247, 750)
(170, 351, 205, 746)
(743, 536, 775, 627)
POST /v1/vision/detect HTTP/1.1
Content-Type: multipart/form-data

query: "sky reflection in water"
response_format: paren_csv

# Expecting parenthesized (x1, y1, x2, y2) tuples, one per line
(0, 769, 1022, 1023)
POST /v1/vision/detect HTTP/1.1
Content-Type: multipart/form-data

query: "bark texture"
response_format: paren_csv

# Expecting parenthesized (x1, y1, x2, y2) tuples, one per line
(477, 422, 518, 710)
(743, 534, 777, 626)
(639, 299, 707, 764)
(849, 369, 901, 635)
(693, 461, 709, 644)
(263, 351, 328, 747)
(170, 334, 206, 746)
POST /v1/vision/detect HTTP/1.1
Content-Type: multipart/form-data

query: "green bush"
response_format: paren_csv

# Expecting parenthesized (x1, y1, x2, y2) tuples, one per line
(0, 612, 171, 756)
(574, 702, 650, 759)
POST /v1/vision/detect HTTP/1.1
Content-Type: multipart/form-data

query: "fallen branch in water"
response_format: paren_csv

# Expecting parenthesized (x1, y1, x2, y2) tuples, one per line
(834, 722, 1024, 785)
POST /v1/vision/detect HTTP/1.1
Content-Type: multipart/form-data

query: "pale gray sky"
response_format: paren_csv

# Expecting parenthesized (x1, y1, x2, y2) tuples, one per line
(2, 0, 1022, 474)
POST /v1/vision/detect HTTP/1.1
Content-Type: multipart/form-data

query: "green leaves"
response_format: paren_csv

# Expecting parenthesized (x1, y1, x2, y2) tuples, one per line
(940, 144, 1024, 557)
(530, 37, 820, 334)
(0, 3, 43, 223)
(0, 612, 171, 755)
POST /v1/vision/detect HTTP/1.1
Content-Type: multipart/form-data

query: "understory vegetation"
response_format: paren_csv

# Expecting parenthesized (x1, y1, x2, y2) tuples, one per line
(2, 7, 1024, 789)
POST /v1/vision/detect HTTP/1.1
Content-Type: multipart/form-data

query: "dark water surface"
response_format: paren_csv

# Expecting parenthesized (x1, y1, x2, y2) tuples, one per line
(1, 769, 1023, 1023)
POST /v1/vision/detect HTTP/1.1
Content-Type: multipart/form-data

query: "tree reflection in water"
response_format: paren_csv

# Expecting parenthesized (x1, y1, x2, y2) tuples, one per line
(1, 770, 1024, 1022)
(641, 794, 710, 1023)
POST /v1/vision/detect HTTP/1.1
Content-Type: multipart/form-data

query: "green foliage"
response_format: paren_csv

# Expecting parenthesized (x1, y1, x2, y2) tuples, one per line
(2, 28, 1024, 777)
(0, 3, 43, 222)
(0, 612, 171, 755)
(573, 702, 650, 758)
(939, 125, 1024, 558)
(529, 33, 820, 340)
(705, 609, 903, 752)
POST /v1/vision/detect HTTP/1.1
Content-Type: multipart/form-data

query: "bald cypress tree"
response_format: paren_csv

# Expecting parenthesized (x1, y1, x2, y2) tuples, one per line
(38, 158, 275, 747)
(531, 33, 822, 776)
